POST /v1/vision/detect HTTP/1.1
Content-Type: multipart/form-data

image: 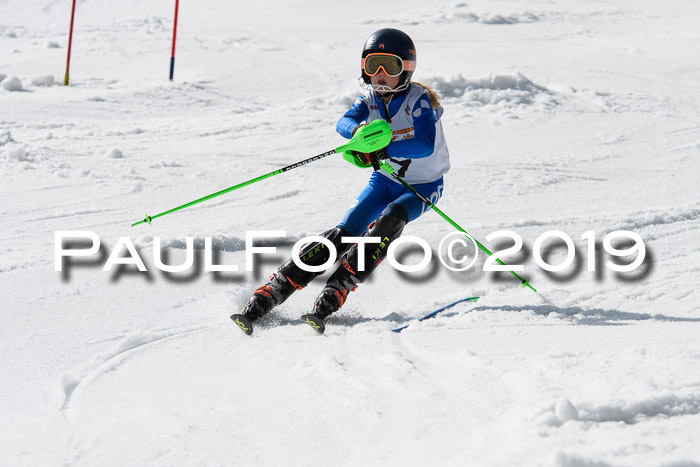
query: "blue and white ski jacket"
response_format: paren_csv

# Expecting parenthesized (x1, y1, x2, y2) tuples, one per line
(337, 83, 450, 184)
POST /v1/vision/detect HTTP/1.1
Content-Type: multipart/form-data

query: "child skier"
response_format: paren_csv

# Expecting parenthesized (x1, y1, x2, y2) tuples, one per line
(231, 28, 450, 335)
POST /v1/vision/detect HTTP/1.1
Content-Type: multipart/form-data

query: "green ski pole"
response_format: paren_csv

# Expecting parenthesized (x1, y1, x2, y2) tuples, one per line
(131, 120, 392, 227)
(378, 160, 537, 293)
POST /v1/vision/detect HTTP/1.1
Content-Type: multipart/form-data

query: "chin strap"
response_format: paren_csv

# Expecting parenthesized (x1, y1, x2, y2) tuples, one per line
(359, 75, 411, 99)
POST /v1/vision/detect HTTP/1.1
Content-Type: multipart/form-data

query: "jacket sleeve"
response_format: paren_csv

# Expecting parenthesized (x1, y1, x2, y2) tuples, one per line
(336, 97, 370, 139)
(385, 94, 435, 159)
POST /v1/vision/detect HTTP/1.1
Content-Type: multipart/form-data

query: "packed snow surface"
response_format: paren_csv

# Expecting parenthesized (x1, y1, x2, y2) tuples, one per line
(1, 0, 699, 466)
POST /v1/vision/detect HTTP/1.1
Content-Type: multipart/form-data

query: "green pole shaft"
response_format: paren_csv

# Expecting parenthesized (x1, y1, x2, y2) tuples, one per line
(131, 120, 393, 227)
(379, 161, 536, 293)
(131, 149, 336, 226)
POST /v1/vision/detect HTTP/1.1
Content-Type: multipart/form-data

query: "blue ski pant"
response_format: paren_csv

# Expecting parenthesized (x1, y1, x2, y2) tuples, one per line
(338, 171, 444, 236)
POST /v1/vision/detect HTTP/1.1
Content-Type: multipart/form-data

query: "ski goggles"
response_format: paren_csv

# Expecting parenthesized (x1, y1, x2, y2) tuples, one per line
(361, 53, 416, 77)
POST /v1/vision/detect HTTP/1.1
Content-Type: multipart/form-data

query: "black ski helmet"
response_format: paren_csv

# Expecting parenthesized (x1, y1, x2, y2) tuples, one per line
(361, 28, 416, 90)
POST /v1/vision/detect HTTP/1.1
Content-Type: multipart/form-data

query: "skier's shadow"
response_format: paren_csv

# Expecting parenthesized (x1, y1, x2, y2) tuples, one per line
(262, 302, 700, 333)
(255, 311, 404, 330)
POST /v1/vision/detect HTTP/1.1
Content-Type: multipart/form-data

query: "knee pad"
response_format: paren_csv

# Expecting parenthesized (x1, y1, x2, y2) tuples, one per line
(380, 203, 409, 224)
(366, 213, 406, 265)
(335, 213, 406, 284)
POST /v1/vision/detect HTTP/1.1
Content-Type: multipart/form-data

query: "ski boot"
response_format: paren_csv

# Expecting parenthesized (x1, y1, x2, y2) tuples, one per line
(232, 227, 352, 335)
(300, 286, 349, 334)
(300, 208, 407, 334)
(230, 271, 299, 336)
(230, 284, 279, 335)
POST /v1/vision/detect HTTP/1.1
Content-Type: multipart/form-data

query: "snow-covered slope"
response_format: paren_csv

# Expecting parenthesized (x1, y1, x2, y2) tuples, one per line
(1, 0, 699, 465)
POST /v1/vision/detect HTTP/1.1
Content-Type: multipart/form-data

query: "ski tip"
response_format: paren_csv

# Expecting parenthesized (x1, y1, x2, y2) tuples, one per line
(300, 314, 325, 334)
(230, 314, 253, 335)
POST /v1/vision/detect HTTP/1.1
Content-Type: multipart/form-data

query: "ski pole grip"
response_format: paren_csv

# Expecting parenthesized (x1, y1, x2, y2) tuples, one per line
(336, 120, 392, 154)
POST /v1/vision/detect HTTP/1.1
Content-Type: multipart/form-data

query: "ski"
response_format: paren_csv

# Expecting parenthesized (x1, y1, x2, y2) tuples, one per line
(231, 313, 326, 335)
(300, 314, 325, 334)
(230, 313, 254, 335)
(232, 296, 479, 335)
(392, 296, 479, 333)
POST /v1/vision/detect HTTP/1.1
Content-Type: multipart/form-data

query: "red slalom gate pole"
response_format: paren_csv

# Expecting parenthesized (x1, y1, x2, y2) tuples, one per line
(64, 0, 77, 85)
(169, 0, 180, 80)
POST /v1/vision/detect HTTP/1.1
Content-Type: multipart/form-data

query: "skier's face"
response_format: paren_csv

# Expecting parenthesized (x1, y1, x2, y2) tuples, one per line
(370, 70, 400, 94)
